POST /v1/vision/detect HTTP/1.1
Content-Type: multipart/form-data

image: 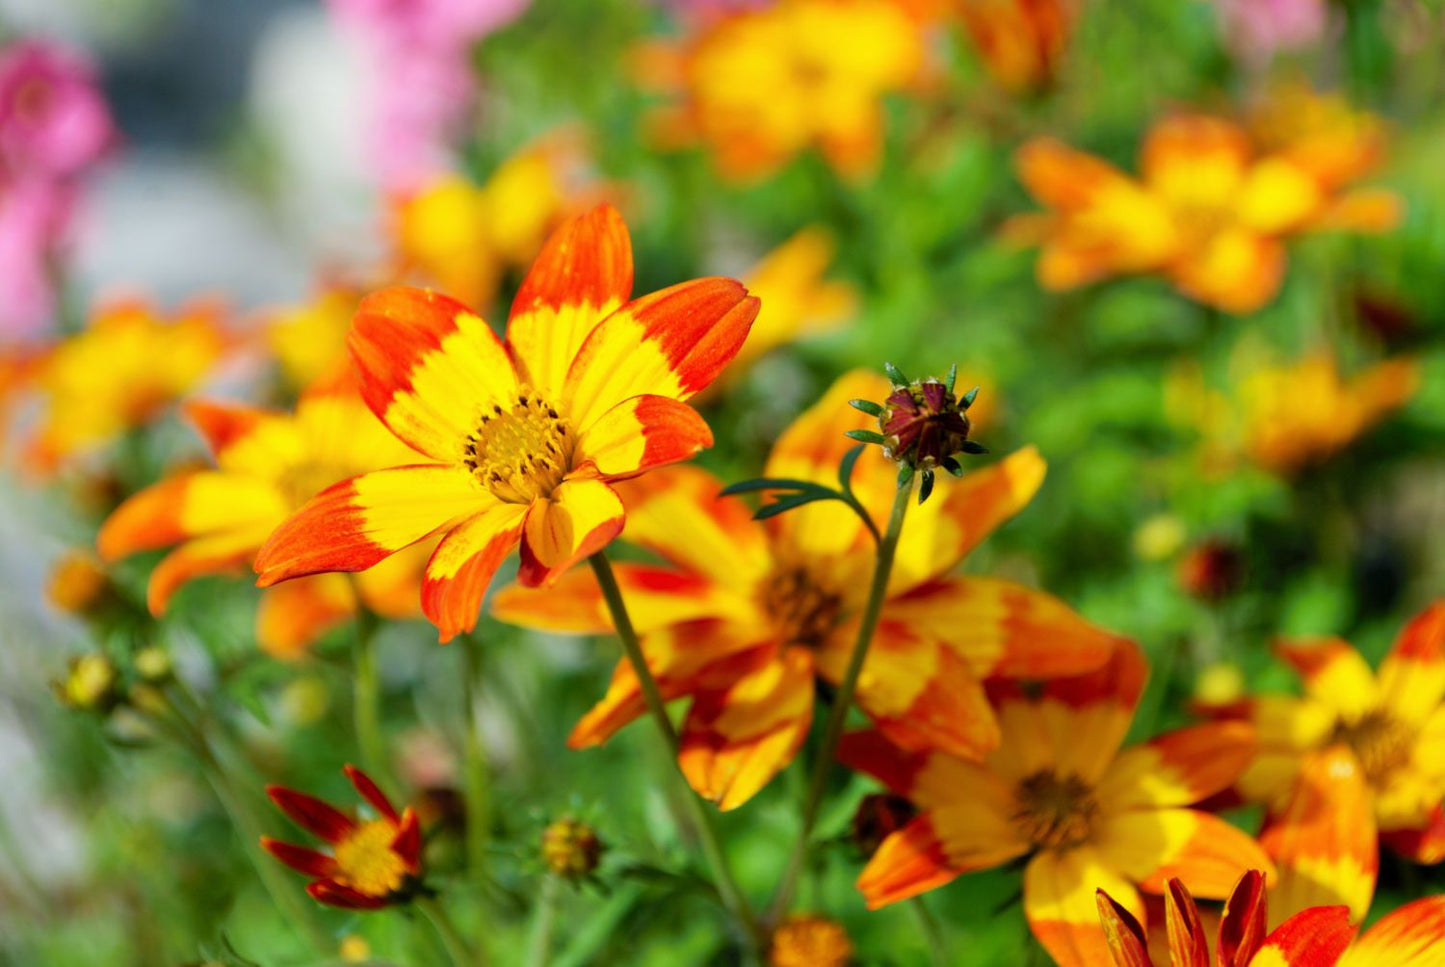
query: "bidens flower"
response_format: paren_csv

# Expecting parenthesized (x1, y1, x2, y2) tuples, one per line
(254, 205, 759, 641)
(769, 914, 853, 967)
(953, 0, 1076, 92)
(493, 371, 1115, 809)
(262, 765, 423, 910)
(842, 641, 1272, 967)
(97, 374, 426, 660)
(1004, 102, 1400, 314)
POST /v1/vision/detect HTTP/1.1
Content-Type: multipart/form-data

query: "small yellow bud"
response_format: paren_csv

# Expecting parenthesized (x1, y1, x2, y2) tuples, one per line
(541, 817, 603, 879)
(133, 647, 172, 683)
(54, 653, 120, 713)
(769, 914, 854, 967)
(1133, 514, 1186, 562)
(46, 552, 110, 616)
(128, 683, 169, 717)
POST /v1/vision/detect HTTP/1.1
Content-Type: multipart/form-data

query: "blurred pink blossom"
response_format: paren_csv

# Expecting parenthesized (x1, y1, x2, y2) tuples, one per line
(1214, 0, 1327, 62)
(327, 0, 530, 191)
(0, 41, 115, 180)
(0, 180, 68, 340)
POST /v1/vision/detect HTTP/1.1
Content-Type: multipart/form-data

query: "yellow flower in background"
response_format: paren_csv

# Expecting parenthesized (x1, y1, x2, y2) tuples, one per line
(1166, 347, 1418, 477)
(25, 298, 228, 474)
(1004, 97, 1401, 313)
(97, 373, 428, 660)
(639, 0, 925, 181)
(391, 132, 600, 310)
(769, 914, 854, 967)
(953, 0, 1077, 92)
(264, 284, 360, 392)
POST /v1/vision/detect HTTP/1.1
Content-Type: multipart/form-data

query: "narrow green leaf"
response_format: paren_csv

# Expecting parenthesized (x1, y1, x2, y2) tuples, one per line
(719, 477, 832, 497)
(837, 444, 865, 491)
(754, 492, 840, 520)
(960, 386, 980, 408)
(845, 429, 885, 444)
(883, 362, 909, 386)
(944, 363, 957, 395)
(848, 398, 883, 417)
(917, 469, 935, 504)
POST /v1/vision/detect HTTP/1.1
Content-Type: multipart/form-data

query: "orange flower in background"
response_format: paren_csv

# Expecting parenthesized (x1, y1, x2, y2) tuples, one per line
(721, 227, 856, 384)
(492, 370, 1117, 809)
(1098, 868, 1445, 966)
(391, 132, 600, 310)
(769, 914, 854, 967)
(254, 205, 759, 642)
(262, 765, 422, 910)
(97, 373, 426, 659)
(842, 641, 1272, 967)
(1166, 348, 1417, 477)
(640, 0, 925, 181)
(953, 0, 1077, 92)
(1004, 99, 1401, 313)
(1224, 603, 1445, 915)
(25, 298, 227, 474)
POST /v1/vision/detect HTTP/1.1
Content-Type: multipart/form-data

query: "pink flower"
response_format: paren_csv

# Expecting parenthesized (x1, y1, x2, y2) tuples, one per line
(329, 0, 529, 50)
(0, 179, 72, 340)
(0, 41, 115, 180)
(1213, 0, 1327, 62)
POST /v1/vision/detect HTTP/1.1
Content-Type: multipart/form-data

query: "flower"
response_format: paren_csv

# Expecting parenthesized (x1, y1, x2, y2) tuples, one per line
(842, 640, 1272, 967)
(541, 817, 604, 878)
(1176, 539, 1244, 601)
(492, 370, 1116, 809)
(1211, 0, 1327, 65)
(1004, 103, 1401, 313)
(1098, 868, 1445, 966)
(953, 0, 1077, 92)
(391, 133, 597, 310)
(24, 298, 228, 474)
(1165, 347, 1417, 477)
(262, 765, 423, 909)
(45, 550, 111, 616)
(1224, 603, 1445, 914)
(0, 178, 69, 341)
(769, 914, 854, 967)
(0, 41, 115, 180)
(718, 227, 855, 384)
(264, 284, 361, 391)
(638, 0, 925, 181)
(254, 205, 759, 642)
(53, 652, 120, 712)
(97, 373, 427, 660)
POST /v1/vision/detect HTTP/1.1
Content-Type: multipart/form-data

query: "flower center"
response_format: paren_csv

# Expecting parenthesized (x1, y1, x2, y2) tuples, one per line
(758, 562, 847, 650)
(1331, 710, 1414, 786)
(331, 819, 408, 897)
(463, 387, 572, 503)
(1011, 770, 1098, 852)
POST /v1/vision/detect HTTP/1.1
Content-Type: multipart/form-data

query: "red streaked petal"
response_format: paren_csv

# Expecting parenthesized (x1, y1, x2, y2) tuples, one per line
(1275, 637, 1378, 720)
(421, 502, 528, 642)
(1025, 847, 1142, 967)
(1096, 721, 1256, 810)
(344, 764, 398, 822)
(1096, 889, 1152, 967)
(516, 477, 624, 587)
(184, 399, 274, 461)
(1031, 640, 1150, 783)
(884, 575, 1116, 680)
(306, 879, 391, 910)
(1164, 879, 1209, 967)
(856, 815, 966, 910)
(1342, 895, 1445, 965)
(506, 205, 633, 401)
(266, 785, 354, 842)
(1377, 600, 1445, 726)
(260, 838, 338, 878)
(1216, 869, 1268, 967)
(562, 278, 759, 428)
(1260, 747, 1377, 923)
(98, 472, 284, 561)
(390, 807, 422, 872)
(678, 649, 813, 810)
(254, 465, 487, 586)
(148, 530, 271, 615)
(349, 285, 519, 461)
(573, 394, 713, 479)
(1258, 906, 1354, 965)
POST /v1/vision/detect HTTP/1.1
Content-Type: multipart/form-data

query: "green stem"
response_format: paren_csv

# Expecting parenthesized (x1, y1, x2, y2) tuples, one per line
(351, 606, 392, 787)
(910, 895, 948, 967)
(588, 553, 765, 957)
(462, 634, 491, 885)
(523, 874, 561, 967)
(768, 475, 914, 922)
(417, 894, 481, 967)
(154, 691, 330, 953)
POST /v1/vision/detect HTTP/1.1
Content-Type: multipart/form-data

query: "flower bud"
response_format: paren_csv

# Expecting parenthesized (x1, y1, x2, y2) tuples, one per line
(769, 914, 854, 967)
(54, 653, 120, 713)
(880, 377, 974, 471)
(541, 817, 603, 879)
(46, 552, 112, 617)
(133, 646, 172, 683)
(1177, 540, 1244, 601)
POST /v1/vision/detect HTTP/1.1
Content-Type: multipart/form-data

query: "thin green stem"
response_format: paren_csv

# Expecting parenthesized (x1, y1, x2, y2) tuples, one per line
(523, 874, 561, 967)
(416, 894, 481, 967)
(910, 895, 948, 967)
(351, 605, 392, 787)
(768, 475, 914, 922)
(461, 634, 491, 884)
(588, 552, 765, 957)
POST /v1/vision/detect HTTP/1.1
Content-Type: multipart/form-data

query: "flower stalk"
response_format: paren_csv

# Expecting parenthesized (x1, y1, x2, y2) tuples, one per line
(417, 894, 482, 967)
(351, 602, 391, 789)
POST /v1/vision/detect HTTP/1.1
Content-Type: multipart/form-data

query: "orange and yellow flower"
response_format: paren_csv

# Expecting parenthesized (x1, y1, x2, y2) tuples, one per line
(264, 284, 362, 392)
(1227, 603, 1445, 912)
(953, 0, 1076, 92)
(97, 373, 426, 659)
(842, 640, 1273, 967)
(254, 205, 759, 642)
(391, 133, 599, 311)
(492, 370, 1117, 809)
(1098, 868, 1445, 966)
(769, 914, 854, 967)
(262, 765, 422, 910)
(1004, 101, 1400, 313)
(25, 298, 228, 474)
(1166, 348, 1418, 477)
(638, 0, 926, 181)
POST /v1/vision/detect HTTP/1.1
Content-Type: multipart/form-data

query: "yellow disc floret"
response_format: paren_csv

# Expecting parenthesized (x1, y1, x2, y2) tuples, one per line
(331, 820, 408, 897)
(463, 387, 573, 503)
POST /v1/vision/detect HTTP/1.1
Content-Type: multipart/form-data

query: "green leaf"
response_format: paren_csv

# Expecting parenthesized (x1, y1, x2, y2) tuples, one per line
(719, 477, 834, 498)
(944, 362, 958, 395)
(960, 386, 980, 408)
(917, 469, 935, 504)
(753, 492, 841, 520)
(837, 445, 865, 492)
(848, 398, 883, 417)
(844, 429, 885, 445)
(884, 362, 909, 386)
